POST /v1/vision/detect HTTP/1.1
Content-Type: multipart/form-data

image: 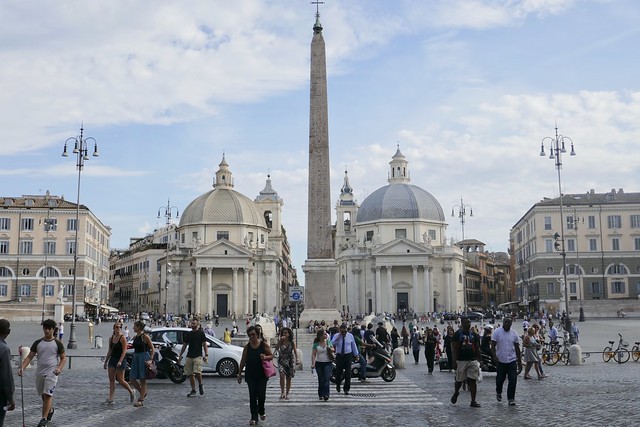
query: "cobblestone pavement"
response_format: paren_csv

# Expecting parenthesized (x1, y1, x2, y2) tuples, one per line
(3, 319, 640, 426)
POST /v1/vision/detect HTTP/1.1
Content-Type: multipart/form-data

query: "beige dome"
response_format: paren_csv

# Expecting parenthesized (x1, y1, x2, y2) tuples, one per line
(179, 188, 266, 227)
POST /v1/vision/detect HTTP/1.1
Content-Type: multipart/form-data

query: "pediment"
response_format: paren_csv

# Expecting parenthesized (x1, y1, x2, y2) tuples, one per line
(193, 239, 253, 257)
(372, 238, 430, 256)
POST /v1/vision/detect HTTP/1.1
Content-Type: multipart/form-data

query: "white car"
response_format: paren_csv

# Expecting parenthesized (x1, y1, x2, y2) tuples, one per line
(146, 327, 243, 377)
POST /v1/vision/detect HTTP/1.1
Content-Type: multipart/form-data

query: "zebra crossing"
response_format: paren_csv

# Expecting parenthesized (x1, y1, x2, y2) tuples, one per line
(261, 371, 443, 407)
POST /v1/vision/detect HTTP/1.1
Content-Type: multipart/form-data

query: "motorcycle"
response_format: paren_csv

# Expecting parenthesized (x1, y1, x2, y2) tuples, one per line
(331, 341, 396, 383)
(124, 334, 187, 383)
(480, 350, 523, 375)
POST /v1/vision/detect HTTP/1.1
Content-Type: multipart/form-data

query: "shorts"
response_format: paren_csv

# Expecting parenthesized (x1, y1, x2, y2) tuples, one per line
(455, 360, 480, 382)
(108, 356, 127, 370)
(184, 356, 203, 375)
(35, 373, 59, 396)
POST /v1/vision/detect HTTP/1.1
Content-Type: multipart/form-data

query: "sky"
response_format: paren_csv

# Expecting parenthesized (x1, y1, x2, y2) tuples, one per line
(2, 0, 639, 283)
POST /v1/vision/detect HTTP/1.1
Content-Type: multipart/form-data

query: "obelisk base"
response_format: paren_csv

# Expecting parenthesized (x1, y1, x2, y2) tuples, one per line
(300, 259, 341, 325)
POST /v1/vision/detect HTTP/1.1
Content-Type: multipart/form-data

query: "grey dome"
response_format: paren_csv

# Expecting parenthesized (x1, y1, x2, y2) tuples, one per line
(179, 188, 266, 227)
(357, 184, 445, 222)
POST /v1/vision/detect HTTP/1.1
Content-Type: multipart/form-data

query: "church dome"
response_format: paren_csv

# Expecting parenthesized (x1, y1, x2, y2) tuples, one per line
(179, 155, 266, 228)
(357, 184, 445, 222)
(356, 147, 445, 223)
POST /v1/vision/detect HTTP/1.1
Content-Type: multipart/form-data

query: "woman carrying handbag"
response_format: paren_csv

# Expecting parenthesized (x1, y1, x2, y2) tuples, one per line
(238, 325, 274, 426)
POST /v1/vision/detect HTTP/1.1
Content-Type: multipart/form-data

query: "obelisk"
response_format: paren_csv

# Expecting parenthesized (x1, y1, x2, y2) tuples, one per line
(301, 10, 340, 323)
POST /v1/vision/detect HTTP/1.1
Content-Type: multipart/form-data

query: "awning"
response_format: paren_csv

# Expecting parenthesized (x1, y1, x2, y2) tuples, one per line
(101, 305, 119, 312)
(498, 301, 520, 308)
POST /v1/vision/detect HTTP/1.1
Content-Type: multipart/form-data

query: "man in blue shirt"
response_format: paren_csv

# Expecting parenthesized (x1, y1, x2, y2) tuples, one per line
(331, 324, 360, 395)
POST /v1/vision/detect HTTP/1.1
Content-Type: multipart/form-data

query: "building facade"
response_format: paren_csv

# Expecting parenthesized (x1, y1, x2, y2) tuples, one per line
(334, 148, 465, 315)
(510, 188, 640, 314)
(0, 193, 111, 320)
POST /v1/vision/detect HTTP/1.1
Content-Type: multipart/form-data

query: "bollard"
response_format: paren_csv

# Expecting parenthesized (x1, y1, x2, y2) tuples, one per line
(295, 348, 304, 370)
(19, 346, 31, 368)
(393, 347, 405, 369)
(94, 335, 103, 349)
(88, 321, 94, 344)
(569, 344, 583, 365)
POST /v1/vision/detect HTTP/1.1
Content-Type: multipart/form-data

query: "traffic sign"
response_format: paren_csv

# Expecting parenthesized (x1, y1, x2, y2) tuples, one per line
(289, 286, 304, 302)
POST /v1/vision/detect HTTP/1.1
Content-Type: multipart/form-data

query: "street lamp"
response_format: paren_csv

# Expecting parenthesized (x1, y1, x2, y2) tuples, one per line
(40, 208, 54, 324)
(539, 125, 576, 343)
(452, 198, 473, 314)
(62, 125, 99, 349)
(158, 199, 179, 319)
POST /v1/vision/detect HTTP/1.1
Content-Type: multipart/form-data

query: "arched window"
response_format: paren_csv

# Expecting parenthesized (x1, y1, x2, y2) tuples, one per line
(606, 264, 629, 275)
(0, 267, 11, 277)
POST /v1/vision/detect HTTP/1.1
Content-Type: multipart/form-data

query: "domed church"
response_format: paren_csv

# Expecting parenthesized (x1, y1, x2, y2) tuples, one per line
(168, 155, 295, 317)
(334, 147, 464, 315)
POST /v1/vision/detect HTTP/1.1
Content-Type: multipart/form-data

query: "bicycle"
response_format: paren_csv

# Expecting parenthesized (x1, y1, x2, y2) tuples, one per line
(631, 341, 640, 362)
(541, 341, 561, 366)
(602, 333, 630, 364)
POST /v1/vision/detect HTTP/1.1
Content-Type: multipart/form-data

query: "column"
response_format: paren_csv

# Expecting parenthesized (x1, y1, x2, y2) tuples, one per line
(442, 266, 453, 312)
(206, 267, 213, 316)
(375, 267, 382, 313)
(386, 266, 393, 313)
(243, 268, 250, 315)
(424, 266, 432, 313)
(194, 267, 201, 315)
(232, 268, 239, 317)
(412, 265, 419, 311)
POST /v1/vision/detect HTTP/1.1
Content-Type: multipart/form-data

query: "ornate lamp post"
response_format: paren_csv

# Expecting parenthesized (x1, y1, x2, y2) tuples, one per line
(62, 125, 99, 349)
(452, 198, 473, 313)
(158, 199, 179, 318)
(539, 125, 576, 343)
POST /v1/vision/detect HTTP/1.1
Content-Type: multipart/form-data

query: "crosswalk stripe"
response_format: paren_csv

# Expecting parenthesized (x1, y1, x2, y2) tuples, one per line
(251, 371, 443, 407)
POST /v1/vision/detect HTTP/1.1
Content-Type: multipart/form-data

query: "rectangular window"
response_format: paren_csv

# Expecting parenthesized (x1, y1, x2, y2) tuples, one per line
(428, 230, 436, 240)
(22, 218, 34, 231)
(612, 238, 620, 251)
(566, 239, 575, 252)
(635, 238, 640, 251)
(44, 241, 56, 255)
(587, 215, 596, 229)
(566, 215, 574, 230)
(0, 284, 6, 296)
(544, 217, 552, 230)
(569, 282, 577, 293)
(547, 282, 555, 294)
(47, 218, 57, 231)
(192, 231, 198, 242)
(19, 240, 33, 254)
(67, 218, 77, 231)
(0, 218, 10, 230)
(590, 282, 601, 294)
(0, 240, 8, 254)
(611, 281, 625, 294)
(63, 283, 73, 297)
(589, 238, 597, 251)
(20, 284, 31, 296)
(607, 215, 621, 229)
(545, 239, 553, 253)
(217, 231, 229, 241)
(66, 241, 76, 255)
(365, 231, 374, 242)
(395, 229, 407, 239)
(631, 215, 640, 228)
(181, 233, 185, 244)
(567, 265, 578, 275)
(43, 284, 55, 296)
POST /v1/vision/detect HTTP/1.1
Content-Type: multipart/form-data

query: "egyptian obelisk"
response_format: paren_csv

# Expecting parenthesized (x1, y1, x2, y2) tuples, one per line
(301, 9, 340, 323)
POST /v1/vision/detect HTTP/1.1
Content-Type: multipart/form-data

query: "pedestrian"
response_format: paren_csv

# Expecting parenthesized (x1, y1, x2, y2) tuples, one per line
(103, 323, 136, 404)
(390, 327, 399, 350)
(311, 329, 334, 401)
(58, 323, 64, 341)
(276, 327, 297, 400)
(237, 325, 274, 425)
(401, 325, 410, 355)
(224, 327, 232, 344)
(0, 319, 16, 427)
(572, 322, 580, 342)
(203, 322, 216, 337)
(424, 328, 437, 374)
(450, 317, 482, 408)
(332, 323, 360, 395)
(18, 319, 66, 426)
(353, 326, 368, 382)
(523, 327, 544, 380)
(129, 320, 155, 407)
(123, 325, 130, 340)
(491, 317, 522, 406)
(178, 318, 209, 397)
(443, 325, 455, 372)
(411, 327, 421, 364)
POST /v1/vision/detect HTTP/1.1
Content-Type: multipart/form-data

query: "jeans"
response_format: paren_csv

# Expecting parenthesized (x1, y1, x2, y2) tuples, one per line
(425, 349, 435, 373)
(316, 361, 332, 398)
(496, 360, 518, 400)
(334, 353, 353, 392)
(246, 376, 267, 421)
(358, 354, 367, 380)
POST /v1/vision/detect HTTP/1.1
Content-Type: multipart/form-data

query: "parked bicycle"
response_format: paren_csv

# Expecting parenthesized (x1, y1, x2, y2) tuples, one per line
(602, 333, 630, 364)
(631, 341, 640, 363)
(541, 341, 561, 366)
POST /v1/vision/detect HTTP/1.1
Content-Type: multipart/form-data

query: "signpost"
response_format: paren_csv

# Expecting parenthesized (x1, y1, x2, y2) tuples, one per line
(289, 286, 304, 344)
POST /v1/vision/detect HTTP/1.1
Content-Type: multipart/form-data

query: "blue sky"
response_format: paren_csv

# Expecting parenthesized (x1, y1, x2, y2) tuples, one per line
(2, 0, 639, 280)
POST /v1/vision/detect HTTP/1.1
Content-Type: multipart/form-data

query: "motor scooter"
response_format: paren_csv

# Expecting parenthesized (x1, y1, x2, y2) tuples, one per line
(123, 334, 186, 383)
(331, 340, 396, 383)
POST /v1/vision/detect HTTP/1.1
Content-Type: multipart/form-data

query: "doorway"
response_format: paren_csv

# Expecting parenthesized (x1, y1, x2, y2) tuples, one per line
(216, 294, 228, 318)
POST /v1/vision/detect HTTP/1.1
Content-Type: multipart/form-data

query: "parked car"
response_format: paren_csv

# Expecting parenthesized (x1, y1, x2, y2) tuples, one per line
(127, 327, 243, 377)
(462, 312, 485, 322)
(140, 312, 151, 321)
(442, 313, 458, 321)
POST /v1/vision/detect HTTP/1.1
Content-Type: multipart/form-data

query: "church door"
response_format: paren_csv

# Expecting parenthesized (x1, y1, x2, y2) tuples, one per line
(397, 292, 408, 313)
(216, 294, 228, 318)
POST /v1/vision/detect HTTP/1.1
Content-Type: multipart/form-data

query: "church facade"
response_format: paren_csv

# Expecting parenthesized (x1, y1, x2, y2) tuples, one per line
(334, 148, 465, 315)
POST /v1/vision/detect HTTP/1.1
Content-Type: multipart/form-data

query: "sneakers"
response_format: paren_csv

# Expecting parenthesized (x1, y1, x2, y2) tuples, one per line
(336, 383, 341, 393)
(130, 389, 138, 403)
(47, 407, 55, 421)
(102, 399, 115, 405)
(187, 390, 197, 397)
(451, 391, 459, 404)
(37, 419, 49, 427)
(199, 384, 205, 396)
(496, 393, 502, 402)
(508, 400, 516, 406)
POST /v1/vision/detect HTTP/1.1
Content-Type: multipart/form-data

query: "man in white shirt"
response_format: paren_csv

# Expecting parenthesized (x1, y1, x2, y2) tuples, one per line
(490, 317, 522, 406)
